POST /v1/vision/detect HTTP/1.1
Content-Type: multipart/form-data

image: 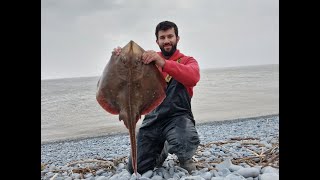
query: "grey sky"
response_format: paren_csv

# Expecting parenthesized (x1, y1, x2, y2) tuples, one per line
(41, 0, 279, 80)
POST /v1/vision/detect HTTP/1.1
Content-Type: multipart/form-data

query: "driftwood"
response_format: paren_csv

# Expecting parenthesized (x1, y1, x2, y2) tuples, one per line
(195, 136, 279, 169)
(67, 159, 114, 167)
(42, 136, 279, 177)
(43, 156, 127, 178)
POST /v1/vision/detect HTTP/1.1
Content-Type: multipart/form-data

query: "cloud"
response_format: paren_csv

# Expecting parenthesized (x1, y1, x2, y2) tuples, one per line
(41, 0, 279, 79)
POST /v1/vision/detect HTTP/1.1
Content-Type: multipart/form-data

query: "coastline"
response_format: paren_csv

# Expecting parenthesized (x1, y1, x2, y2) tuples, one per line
(41, 64, 279, 144)
(41, 113, 278, 145)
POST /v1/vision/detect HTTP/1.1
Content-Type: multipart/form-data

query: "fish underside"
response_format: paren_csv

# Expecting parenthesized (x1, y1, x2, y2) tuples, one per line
(96, 40, 167, 175)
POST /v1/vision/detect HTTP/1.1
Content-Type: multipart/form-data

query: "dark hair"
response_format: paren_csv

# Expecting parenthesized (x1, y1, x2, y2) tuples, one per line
(155, 21, 178, 40)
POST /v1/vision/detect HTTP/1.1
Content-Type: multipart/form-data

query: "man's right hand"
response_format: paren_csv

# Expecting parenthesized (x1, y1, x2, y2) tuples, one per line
(112, 46, 122, 56)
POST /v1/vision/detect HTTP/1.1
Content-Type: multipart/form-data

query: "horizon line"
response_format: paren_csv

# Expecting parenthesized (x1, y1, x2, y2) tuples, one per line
(41, 63, 278, 81)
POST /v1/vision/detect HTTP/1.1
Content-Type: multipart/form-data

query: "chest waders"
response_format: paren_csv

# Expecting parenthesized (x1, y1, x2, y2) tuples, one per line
(127, 59, 200, 174)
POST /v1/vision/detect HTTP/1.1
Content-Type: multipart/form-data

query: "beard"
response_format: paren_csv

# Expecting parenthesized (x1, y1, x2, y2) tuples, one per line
(160, 43, 177, 57)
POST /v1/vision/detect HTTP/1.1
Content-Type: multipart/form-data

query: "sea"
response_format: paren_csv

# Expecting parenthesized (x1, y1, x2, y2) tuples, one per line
(41, 64, 279, 143)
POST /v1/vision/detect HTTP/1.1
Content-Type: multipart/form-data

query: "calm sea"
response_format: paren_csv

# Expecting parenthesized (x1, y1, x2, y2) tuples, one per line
(41, 64, 279, 143)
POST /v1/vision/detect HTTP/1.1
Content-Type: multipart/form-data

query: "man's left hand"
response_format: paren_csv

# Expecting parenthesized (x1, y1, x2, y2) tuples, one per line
(142, 50, 165, 68)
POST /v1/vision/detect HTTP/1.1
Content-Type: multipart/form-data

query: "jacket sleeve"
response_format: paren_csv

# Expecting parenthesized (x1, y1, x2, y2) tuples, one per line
(162, 57, 200, 87)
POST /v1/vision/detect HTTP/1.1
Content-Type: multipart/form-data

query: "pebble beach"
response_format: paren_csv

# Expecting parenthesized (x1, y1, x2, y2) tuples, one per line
(41, 114, 279, 180)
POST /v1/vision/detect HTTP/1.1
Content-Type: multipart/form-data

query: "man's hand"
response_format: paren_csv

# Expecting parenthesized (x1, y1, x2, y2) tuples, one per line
(142, 50, 165, 68)
(112, 46, 122, 56)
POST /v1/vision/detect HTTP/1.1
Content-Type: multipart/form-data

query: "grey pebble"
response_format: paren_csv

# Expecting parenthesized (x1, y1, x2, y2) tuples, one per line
(225, 173, 246, 179)
(202, 151, 212, 156)
(261, 166, 278, 174)
(151, 175, 163, 180)
(72, 173, 81, 179)
(109, 174, 120, 180)
(84, 173, 93, 178)
(229, 165, 243, 172)
(216, 158, 232, 171)
(221, 168, 232, 176)
(176, 166, 189, 174)
(236, 168, 260, 178)
(54, 177, 64, 180)
(139, 177, 151, 180)
(41, 115, 279, 180)
(142, 170, 153, 178)
(163, 170, 172, 179)
(169, 167, 175, 175)
(181, 175, 205, 180)
(173, 173, 181, 179)
(200, 172, 212, 180)
(95, 169, 105, 175)
(211, 178, 224, 180)
(95, 177, 108, 180)
(259, 173, 279, 180)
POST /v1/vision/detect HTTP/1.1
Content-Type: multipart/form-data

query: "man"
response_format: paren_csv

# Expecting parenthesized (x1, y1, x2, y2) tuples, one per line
(113, 20, 200, 174)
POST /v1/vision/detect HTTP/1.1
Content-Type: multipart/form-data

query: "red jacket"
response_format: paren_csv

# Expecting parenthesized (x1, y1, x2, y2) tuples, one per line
(157, 50, 200, 97)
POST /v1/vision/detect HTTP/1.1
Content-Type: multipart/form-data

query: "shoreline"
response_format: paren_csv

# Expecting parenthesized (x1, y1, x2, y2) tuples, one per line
(41, 114, 279, 180)
(42, 64, 278, 145)
(41, 113, 278, 145)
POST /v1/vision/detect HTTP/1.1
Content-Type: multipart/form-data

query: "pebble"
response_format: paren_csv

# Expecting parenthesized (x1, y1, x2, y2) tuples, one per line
(41, 115, 279, 180)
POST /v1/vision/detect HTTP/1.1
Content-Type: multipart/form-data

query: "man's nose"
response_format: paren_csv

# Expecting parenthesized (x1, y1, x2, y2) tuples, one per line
(164, 37, 170, 43)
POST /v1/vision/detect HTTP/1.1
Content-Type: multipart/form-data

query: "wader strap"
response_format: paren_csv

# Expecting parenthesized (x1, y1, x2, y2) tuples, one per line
(165, 58, 181, 83)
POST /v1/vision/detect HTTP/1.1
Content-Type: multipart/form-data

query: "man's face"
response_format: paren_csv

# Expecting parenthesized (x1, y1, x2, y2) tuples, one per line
(156, 28, 180, 57)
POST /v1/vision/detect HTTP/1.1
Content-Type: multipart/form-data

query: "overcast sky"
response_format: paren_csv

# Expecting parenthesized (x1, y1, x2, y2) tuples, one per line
(41, 0, 279, 80)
